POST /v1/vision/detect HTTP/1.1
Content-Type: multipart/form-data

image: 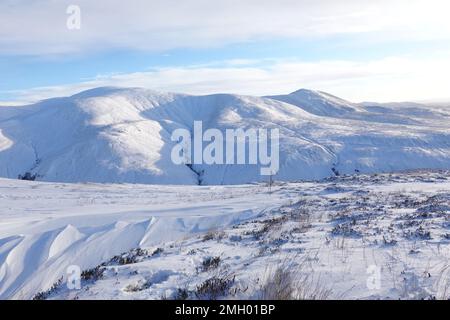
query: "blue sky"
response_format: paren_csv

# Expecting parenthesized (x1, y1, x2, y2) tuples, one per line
(1, 0, 450, 104)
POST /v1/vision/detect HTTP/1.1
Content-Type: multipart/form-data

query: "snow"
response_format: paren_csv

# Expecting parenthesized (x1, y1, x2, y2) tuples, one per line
(1, 87, 450, 185)
(0, 178, 281, 299)
(1, 87, 450, 300)
(0, 171, 449, 300)
(266, 88, 363, 117)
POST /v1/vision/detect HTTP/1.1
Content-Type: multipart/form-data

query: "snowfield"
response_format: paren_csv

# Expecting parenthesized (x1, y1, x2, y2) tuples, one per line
(1, 87, 449, 300)
(0, 171, 449, 300)
(1, 87, 450, 185)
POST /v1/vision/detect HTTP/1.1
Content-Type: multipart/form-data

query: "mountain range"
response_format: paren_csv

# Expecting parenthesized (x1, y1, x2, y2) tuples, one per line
(1, 87, 450, 185)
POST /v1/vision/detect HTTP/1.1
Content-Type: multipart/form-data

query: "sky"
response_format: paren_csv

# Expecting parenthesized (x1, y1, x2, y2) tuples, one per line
(1, 0, 450, 105)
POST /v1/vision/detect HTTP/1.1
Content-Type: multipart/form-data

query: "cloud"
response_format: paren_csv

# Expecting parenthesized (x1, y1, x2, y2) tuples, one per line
(1, 0, 450, 55)
(6, 55, 450, 103)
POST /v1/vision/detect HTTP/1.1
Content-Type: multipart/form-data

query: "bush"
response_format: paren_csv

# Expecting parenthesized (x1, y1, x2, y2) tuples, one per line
(124, 279, 152, 292)
(32, 277, 63, 300)
(174, 288, 190, 300)
(195, 274, 235, 300)
(248, 216, 287, 240)
(203, 230, 226, 242)
(81, 266, 105, 281)
(403, 226, 432, 240)
(331, 221, 362, 238)
(109, 248, 148, 265)
(199, 256, 221, 272)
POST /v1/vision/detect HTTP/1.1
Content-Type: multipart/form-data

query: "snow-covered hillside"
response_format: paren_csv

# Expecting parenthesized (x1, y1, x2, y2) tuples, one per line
(267, 88, 364, 117)
(0, 171, 449, 300)
(1, 87, 450, 185)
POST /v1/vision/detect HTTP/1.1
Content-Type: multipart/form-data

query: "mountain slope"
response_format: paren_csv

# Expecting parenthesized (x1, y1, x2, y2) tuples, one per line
(1, 87, 450, 185)
(266, 88, 363, 117)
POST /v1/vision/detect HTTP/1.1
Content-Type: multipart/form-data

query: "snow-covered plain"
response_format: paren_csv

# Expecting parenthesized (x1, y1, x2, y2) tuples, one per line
(0, 171, 449, 300)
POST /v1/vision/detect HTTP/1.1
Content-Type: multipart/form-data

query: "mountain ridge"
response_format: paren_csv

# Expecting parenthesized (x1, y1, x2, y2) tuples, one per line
(1, 87, 450, 185)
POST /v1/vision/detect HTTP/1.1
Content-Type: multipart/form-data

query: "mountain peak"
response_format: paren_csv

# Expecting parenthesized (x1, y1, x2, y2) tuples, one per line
(289, 88, 321, 95)
(266, 88, 359, 117)
(288, 88, 348, 103)
(70, 86, 127, 98)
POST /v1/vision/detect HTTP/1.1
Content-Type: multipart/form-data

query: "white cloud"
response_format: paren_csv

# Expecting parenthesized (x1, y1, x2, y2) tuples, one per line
(6, 55, 450, 103)
(1, 0, 449, 55)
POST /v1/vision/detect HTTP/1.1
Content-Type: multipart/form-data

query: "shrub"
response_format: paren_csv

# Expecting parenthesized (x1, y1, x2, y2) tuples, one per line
(403, 226, 432, 240)
(199, 256, 221, 272)
(81, 266, 105, 281)
(174, 288, 190, 300)
(32, 277, 63, 300)
(109, 248, 148, 265)
(331, 221, 362, 237)
(203, 230, 226, 242)
(124, 279, 152, 292)
(249, 216, 288, 240)
(195, 274, 235, 300)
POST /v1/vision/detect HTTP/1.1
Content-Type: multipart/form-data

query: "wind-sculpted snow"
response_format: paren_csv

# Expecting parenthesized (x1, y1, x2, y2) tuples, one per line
(1, 87, 450, 185)
(0, 178, 280, 299)
(1, 172, 450, 299)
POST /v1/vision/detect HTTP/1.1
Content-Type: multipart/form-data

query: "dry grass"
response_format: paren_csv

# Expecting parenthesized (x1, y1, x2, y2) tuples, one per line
(259, 259, 332, 300)
(435, 265, 450, 300)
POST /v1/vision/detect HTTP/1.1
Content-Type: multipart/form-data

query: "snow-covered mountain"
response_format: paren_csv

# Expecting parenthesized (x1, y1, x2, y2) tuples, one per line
(266, 88, 363, 117)
(1, 87, 450, 185)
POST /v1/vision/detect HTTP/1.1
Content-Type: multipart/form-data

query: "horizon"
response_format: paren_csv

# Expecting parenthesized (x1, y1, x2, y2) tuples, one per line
(1, 1, 450, 104)
(2, 85, 450, 107)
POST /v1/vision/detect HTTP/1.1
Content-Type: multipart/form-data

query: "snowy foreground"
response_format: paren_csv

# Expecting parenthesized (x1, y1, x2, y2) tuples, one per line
(1, 171, 450, 300)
